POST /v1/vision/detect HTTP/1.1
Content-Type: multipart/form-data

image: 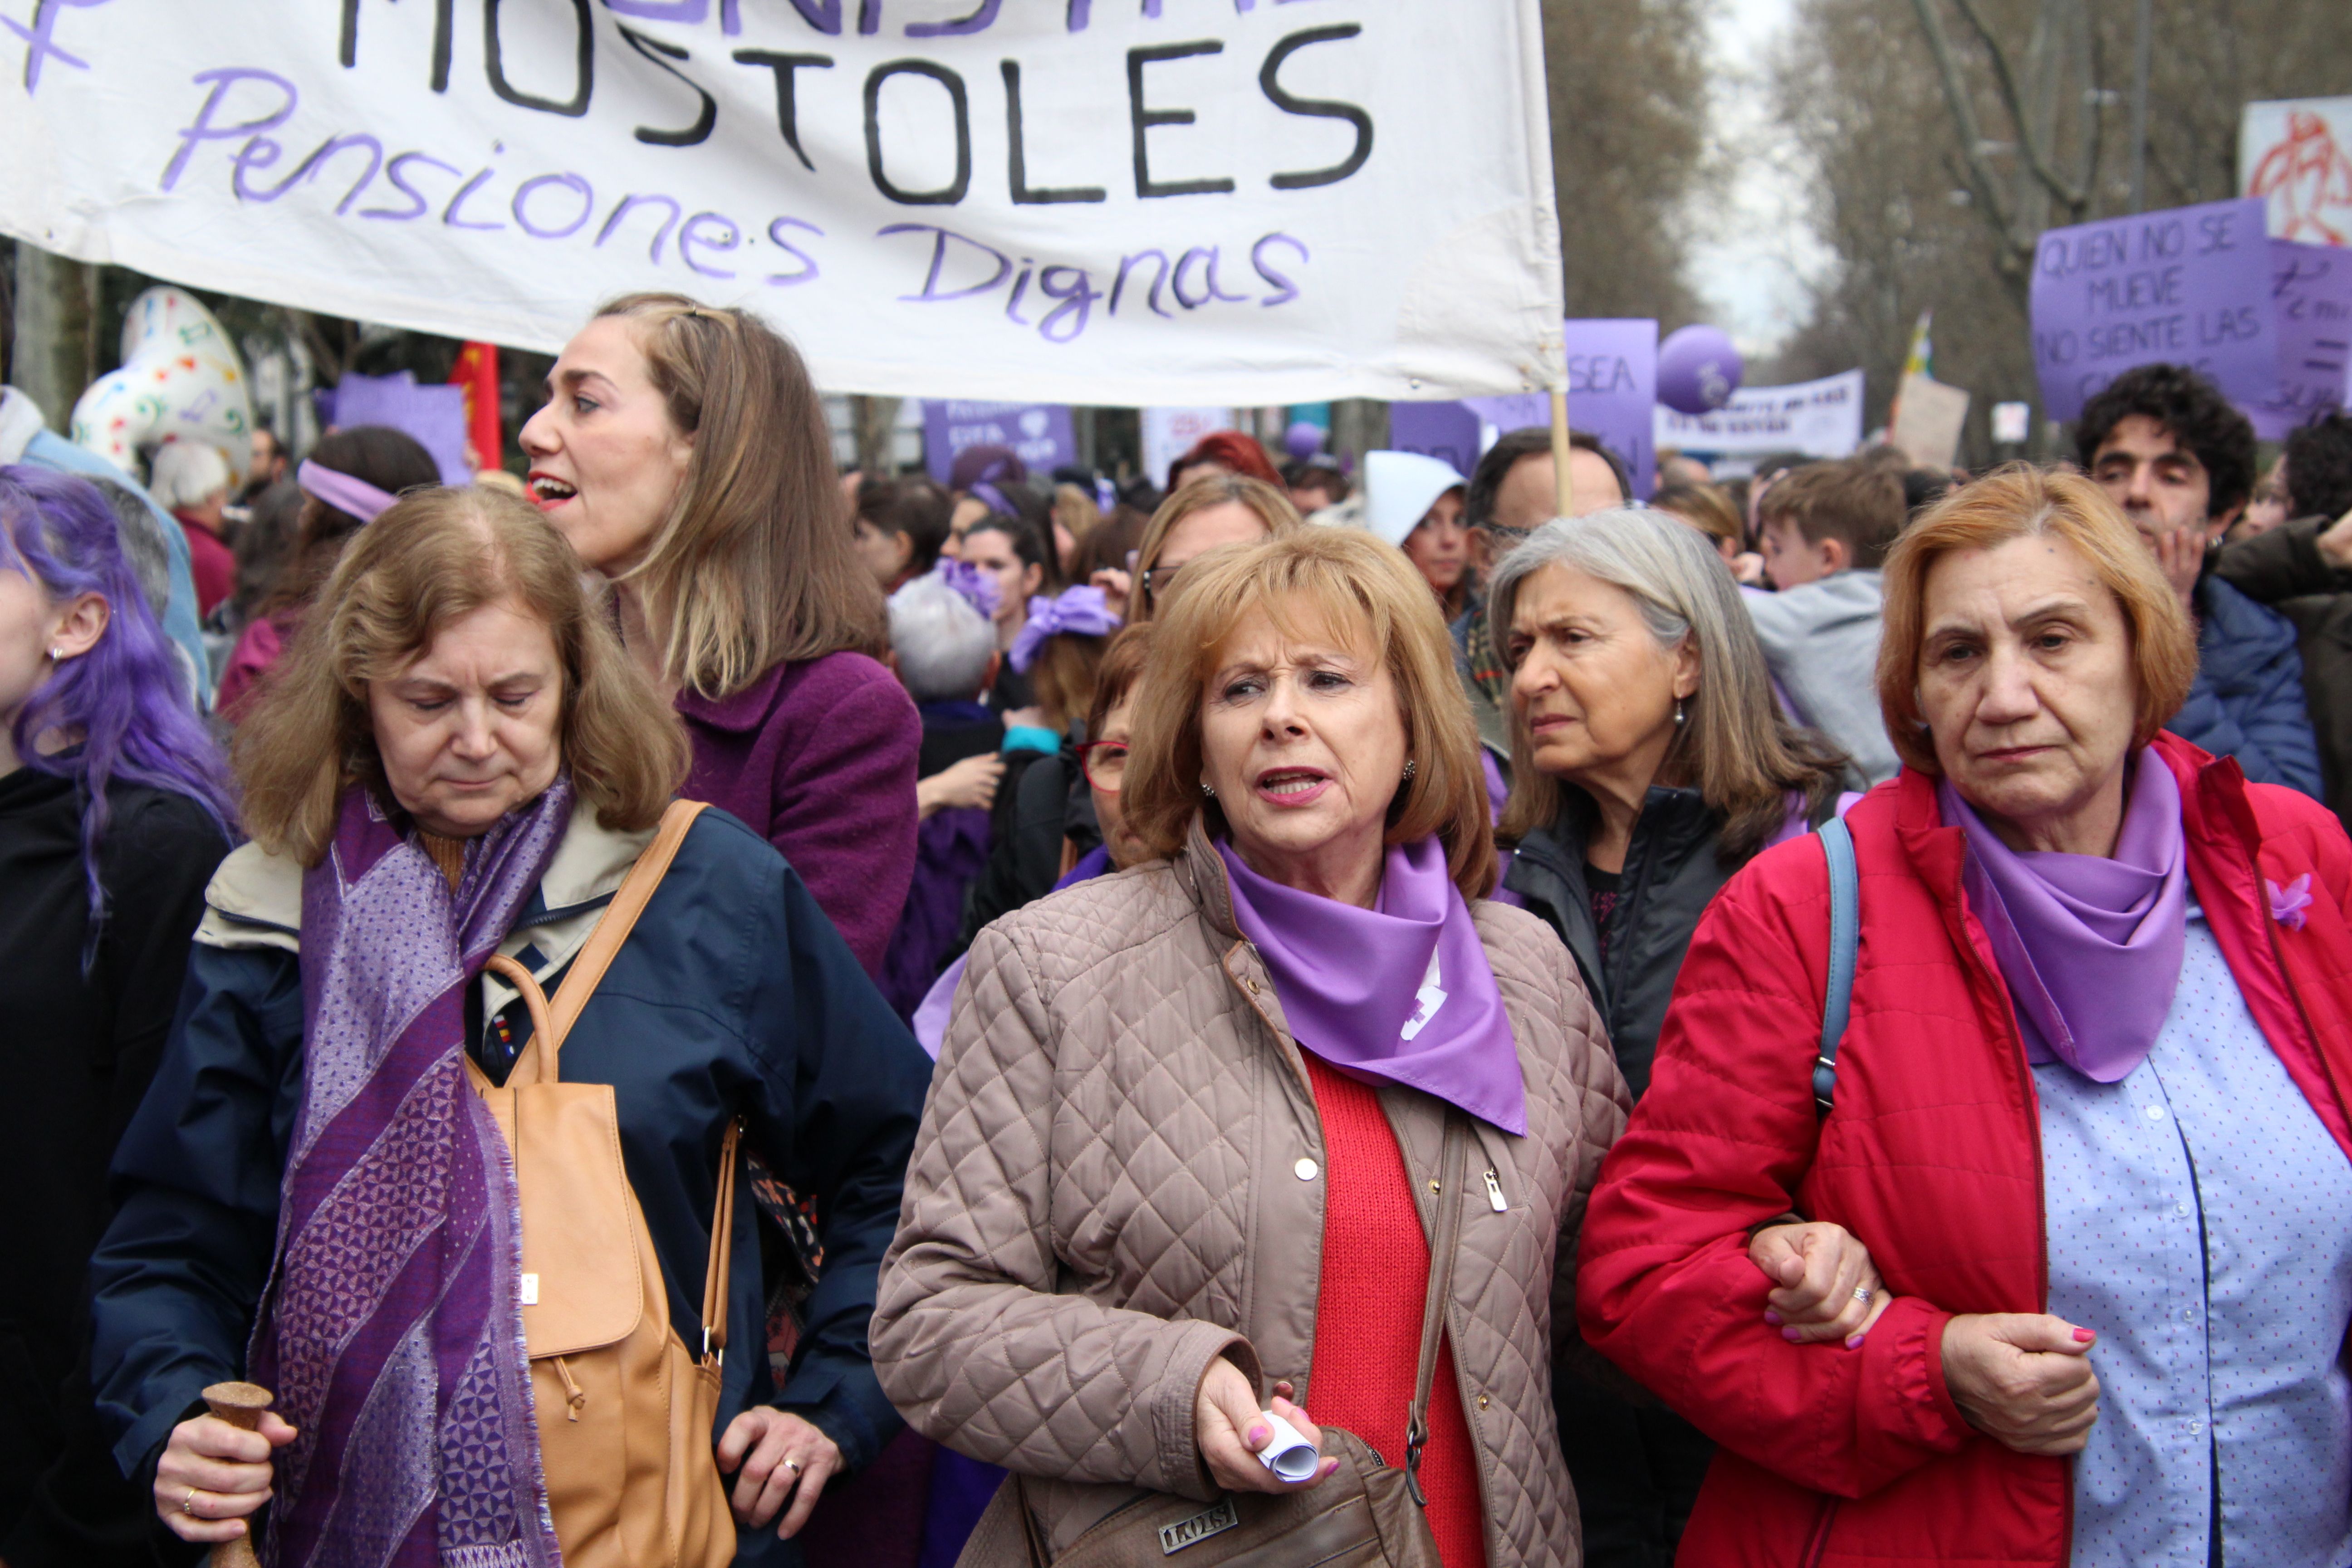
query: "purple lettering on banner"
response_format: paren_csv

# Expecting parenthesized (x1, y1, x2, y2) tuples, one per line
(326, 375, 472, 485)
(2252, 240, 2352, 441)
(162, 68, 299, 191)
(606, 0, 709, 18)
(1465, 318, 1658, 500)
(5, 0, 108, 94)
(2030, 197, 2278, 423)
(680, 211, 742, 278)
(1387, 401, 1481, 476)
(921, 400, 1076, 480)
(513, 172, 595, 238)
(880, 222, 1012, 301)
(765, 216, 823, 284)
(906, 0, 1002, 36)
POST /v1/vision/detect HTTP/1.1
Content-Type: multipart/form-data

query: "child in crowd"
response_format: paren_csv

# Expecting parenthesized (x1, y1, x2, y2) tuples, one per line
(1746, 458, 1908, 784)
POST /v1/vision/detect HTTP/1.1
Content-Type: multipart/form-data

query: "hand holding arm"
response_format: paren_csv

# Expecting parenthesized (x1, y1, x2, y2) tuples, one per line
(1939, 1314, 2100, 1455)
(1748, 1220, 1891, 1345)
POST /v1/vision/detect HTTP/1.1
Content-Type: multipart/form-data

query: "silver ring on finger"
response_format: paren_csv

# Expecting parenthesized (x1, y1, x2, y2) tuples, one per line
(183, 1486, 203, 1518)
(1852, 1285, 1873, 1306)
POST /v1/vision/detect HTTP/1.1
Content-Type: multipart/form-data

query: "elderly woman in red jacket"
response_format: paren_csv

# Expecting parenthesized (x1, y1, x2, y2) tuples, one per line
(1578, 466, 2352, 1567)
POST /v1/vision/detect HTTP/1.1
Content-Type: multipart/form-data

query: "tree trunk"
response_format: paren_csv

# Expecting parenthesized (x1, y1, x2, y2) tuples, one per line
(10, 245, 98, 432)
(850, 394, 901, 478)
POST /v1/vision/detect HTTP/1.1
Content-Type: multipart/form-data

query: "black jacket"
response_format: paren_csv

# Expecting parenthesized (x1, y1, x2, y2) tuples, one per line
(1504, 786, 1766, 1102)
(953, 746, 1100, 956)
(0, 770, 228, 1568)
(2215, 514, 2352, 831)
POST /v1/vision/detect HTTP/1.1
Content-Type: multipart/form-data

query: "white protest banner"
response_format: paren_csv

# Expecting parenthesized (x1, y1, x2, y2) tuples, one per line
(2242, 98, 2352, 248)
(0, 1, 1563, 407)
(1653, 371, 1864, 458)
(1140, 406, 1232, 486)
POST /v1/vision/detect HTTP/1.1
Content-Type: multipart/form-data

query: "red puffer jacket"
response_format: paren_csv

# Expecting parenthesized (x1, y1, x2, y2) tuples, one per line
(1575, 732, 2352, 1567)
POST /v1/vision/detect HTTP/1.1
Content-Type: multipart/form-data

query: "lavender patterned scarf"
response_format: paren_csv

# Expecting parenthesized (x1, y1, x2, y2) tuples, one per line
(250, 779, 574, 1568)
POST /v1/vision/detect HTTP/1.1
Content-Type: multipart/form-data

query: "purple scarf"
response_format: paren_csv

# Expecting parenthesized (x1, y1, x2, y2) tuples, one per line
(252, 780, 574, 1568)
(1940, 753, 2188, 1083)
(1216, 835, 1527, 1134)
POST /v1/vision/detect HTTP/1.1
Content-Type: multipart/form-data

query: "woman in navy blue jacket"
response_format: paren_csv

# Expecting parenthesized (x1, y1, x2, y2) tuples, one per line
(88, 486, 927, 1566)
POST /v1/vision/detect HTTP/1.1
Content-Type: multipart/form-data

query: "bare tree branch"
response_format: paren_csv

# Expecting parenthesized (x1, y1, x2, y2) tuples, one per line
(1947, 0, 2089, 211)
(1904, 0, 2025, 251)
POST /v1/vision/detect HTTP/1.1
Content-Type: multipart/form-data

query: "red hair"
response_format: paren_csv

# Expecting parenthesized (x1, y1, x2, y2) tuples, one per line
(1167, 430, 1281, 492)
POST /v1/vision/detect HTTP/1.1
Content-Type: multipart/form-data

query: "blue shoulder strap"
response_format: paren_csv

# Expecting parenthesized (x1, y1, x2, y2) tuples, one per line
(1813, 815, 1860, 1118)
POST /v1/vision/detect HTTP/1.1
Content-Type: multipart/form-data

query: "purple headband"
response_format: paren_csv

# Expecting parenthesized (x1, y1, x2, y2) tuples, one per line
(930, 558, 1001, 621)
(1009, 585, 1120, 672)
(297, 458, 401, 523)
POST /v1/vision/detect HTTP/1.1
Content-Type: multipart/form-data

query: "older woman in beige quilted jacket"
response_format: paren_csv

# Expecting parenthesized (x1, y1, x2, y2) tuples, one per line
(874, 529, 1632, 1568)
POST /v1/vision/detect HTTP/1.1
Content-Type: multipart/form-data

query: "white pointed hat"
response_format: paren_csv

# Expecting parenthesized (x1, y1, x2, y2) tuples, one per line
(1360, 450, 1468, 549)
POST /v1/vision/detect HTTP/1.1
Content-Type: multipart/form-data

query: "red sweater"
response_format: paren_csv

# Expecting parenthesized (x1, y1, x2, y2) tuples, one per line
(1303, 1054, 1486, 1568)
(1577, 735, 2352, 1567)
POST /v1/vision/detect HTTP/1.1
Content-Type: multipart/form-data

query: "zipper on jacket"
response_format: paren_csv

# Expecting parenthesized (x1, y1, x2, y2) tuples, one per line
(1798, 1495, 1839, 1568)
(1483, 1168, 1508, 1212)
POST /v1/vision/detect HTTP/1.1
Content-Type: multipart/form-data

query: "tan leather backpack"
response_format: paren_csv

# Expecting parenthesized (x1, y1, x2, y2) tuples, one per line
(470, 799, 740, 1568)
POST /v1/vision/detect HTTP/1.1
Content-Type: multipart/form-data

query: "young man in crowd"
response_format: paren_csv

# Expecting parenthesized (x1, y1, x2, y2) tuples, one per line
(2215, 409, 2352, 828)
(1745, 457, 1907, 784)
(2078, 364, 2324, 797)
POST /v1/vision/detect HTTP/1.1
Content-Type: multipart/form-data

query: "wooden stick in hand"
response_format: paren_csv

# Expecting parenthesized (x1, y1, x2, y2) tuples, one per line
(200, 1383, 274, 1568)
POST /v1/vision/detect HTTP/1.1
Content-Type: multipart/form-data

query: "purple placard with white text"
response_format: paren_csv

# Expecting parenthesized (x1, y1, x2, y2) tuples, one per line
(1462, 318, 1657, 500)
(921, 401, 1075, 484)
(1387, 402, 1482, 476)
(2030, 198, 2278, 423)
(2252, 240, 2352, 441)
(327, 373, 471, 485)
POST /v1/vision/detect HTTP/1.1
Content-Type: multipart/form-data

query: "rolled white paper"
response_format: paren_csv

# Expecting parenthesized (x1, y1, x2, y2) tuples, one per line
(1254, 1412, 1319, 1484)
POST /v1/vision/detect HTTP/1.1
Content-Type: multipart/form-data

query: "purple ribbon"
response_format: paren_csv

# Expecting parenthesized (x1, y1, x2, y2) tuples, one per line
(297, 458, 402, 523)
(1008, 585, 1120, 671)
(2270, 874, 2313, 931)
(928, 559, 1000, 620)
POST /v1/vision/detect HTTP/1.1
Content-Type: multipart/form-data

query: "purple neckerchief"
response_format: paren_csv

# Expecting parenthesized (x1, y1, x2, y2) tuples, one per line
(296, 458, 399, 523)
(1008, 586, 1120, 672)
(254, 779, 573, 1568)
(1940, 755, 2188, 1083)
(913, 844, 1113, 1056)
(1217, 834, 1527, 1134)
(925, 559, 1000, 621)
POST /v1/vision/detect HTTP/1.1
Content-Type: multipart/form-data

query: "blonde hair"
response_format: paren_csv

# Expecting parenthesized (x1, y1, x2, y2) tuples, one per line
(1129, 473, 1303, 622)
(1486, 508, 1847, 860)
(235, 486, 688, 865)
(1124, 529, 1497, 899)
(592, 294, 884, 698)
(1877, 465, 2197, 776)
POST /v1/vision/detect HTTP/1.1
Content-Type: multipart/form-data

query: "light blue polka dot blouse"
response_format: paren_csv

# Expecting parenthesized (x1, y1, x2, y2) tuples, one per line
(2036, 903, 2352, 1567)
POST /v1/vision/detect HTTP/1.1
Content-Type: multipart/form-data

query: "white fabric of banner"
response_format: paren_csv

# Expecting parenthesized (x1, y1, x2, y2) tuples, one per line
(1653, 370, 1866, 458)
(0, 0, 1563, 405)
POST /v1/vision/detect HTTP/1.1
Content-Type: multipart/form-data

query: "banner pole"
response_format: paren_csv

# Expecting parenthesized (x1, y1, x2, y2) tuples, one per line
(1549, 388, 1575, 520)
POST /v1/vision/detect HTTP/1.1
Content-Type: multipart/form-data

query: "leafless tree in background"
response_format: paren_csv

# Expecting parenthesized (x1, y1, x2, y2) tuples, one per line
(1767, 0, 2350, 460)
(1544, 0, 1715, 327)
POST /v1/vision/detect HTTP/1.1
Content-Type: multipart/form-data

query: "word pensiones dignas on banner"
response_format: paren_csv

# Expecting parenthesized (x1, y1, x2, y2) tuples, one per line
(0, 0, 1563, 407)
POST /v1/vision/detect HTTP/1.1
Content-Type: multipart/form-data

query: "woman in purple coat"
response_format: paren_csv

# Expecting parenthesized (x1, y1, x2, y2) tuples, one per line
(518, 294, 918, 979)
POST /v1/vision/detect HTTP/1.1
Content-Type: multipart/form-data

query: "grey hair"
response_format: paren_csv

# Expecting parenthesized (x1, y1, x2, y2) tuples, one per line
(147, 441, 232, 511)
(1486, 506, 1846, 856)
(86, 477, 173, 621)
(888, 573, 997, 703)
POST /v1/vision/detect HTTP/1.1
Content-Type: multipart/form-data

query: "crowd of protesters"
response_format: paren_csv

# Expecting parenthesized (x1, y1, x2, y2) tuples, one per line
(6, 299, 2352, 1568)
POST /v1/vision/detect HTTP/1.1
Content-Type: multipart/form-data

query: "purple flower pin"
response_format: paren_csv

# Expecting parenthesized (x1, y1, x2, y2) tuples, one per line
(2268, 873, 2313, 931)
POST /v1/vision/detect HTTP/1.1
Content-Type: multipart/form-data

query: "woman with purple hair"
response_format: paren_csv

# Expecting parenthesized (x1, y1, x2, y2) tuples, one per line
(0, 465, 234, 1566)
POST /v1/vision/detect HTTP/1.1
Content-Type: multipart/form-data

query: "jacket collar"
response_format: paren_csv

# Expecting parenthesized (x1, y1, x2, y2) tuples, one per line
(1179, 812, 1243, 940)
(673, 658, 790, 735)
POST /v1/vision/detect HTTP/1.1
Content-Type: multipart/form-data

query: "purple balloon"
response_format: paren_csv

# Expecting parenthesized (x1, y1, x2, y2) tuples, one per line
(1284, 421, 1326, 463)
(1656, 325, 1744, 416)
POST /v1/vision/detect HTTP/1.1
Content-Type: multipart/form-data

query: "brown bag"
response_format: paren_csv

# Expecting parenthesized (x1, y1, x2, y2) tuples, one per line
(958, 1113, 1472, 1568)
(470, 799, 740, 1568)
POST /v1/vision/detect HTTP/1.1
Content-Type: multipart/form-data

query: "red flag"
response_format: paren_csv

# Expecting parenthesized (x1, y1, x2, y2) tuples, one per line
(449, 341, 501, 474)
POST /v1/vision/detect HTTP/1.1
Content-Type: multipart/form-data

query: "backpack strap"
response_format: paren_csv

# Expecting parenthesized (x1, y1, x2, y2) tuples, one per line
(1814, 814, 1860, 1118)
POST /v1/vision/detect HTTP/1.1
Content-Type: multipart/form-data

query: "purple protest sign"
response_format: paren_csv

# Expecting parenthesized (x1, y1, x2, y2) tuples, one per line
(2251, 240, 2352, 441)
(922, 401, 1075, 483)
(1387, 402, 1481, 475)
(326, 373, 472, 485)
(1463, 319, 1658, 500)
(2031, 197, 2278, 423)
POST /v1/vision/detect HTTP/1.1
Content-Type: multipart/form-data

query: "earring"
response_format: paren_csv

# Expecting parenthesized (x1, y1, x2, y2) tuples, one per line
(1200, 783, 1216, 799)
(47, 646, 65, 663)
(1401, 759, 1417, 781)
(1673, 698, 1686, 726)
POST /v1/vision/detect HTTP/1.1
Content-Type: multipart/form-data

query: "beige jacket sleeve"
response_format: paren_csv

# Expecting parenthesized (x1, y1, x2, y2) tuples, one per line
(872, 921, 1257, 1500)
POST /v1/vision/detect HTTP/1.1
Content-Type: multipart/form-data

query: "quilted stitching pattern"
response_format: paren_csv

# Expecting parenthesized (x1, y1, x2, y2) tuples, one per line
(875, 849, 1631, 1568)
